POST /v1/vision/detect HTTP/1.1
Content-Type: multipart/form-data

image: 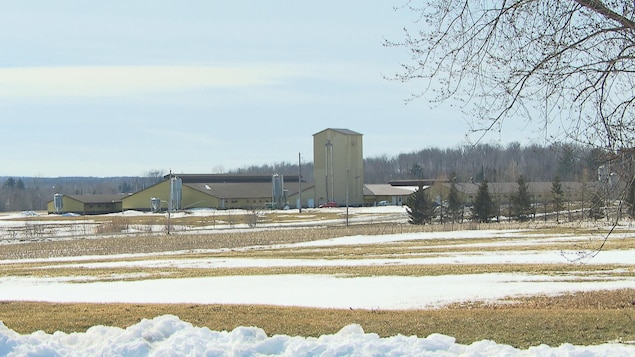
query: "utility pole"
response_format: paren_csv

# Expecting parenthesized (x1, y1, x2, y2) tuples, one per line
(167, 170, 172, 235)
(298, 152, 302, 213)
(346, 168, 349, 227)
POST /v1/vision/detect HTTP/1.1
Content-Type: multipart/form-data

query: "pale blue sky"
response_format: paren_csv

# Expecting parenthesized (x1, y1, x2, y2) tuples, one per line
(1, 1, 542, 177)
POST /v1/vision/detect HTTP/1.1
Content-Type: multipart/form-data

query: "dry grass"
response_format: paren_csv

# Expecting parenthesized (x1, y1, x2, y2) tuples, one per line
(1, 263, 633, 282)
(1, 289, 635, 348)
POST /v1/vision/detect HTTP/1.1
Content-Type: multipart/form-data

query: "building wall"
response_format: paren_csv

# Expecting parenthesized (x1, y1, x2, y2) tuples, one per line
(84, 202, 122, 215)
(181, 186, 220, 209)
(288, 186, 315, 209)
(364, 195, 408, 206)
(427, 181, 591, 206)
(123, 181, 225, 211)
(46, 196, 116, 215)
(313, 129, 364, 206)
(122, 180, 171, 211)
(47, 196, 85, 214)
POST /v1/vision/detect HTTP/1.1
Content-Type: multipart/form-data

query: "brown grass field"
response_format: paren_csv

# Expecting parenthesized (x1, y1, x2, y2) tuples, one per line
(1, 210, 635, 348)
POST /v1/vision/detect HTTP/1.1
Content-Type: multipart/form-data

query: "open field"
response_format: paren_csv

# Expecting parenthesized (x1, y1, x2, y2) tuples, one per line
(2, 290, 635, 349)
(1, 206, 635, 348)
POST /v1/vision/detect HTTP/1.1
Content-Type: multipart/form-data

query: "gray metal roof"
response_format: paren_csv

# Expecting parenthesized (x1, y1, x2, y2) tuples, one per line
(165, 174, 304, 184)
(364, 184, 420, 196)
(65, 194, 125, 204)
(186, 182, 313, 199)
(313, 128, 362, 136)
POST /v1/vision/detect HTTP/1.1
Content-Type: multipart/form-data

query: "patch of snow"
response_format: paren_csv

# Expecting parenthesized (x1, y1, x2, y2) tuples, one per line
(1, 315, 633, 356)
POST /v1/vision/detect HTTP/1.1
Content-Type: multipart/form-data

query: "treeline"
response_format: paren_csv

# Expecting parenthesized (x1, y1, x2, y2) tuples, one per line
(0, 174, 163, 213)
(363, 142, 601, 184)
(232, 142, 601, 184)
(0, 142, 602, 212)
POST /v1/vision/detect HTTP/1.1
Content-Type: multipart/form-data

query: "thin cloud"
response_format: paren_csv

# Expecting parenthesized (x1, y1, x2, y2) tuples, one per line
(0, 65, 296, 97)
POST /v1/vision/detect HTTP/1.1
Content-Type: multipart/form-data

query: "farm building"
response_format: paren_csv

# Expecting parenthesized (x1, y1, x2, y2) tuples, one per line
(426, 181, 590, 207)
(48, 174, 314, 214)
(363, 184, 420, 206)
(121, 174, 314, 212)
(313, 128, 364, 207)
(46, 127, 604, 215)
(46, 194, 124, 215)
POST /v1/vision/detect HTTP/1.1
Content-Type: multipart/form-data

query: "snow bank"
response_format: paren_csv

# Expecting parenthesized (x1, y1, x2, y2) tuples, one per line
(0, 315, 633, 356)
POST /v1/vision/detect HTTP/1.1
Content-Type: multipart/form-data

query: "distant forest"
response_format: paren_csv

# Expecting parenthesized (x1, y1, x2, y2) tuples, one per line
(0, 142, 603, 212)
(238, 142, 602, 184)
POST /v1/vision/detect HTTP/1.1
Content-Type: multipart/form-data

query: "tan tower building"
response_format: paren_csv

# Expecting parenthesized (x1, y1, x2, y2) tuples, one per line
(313, 128, 364, 206)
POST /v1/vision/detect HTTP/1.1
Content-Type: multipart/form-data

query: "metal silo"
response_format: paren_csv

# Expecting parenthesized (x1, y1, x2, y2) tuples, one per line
(272, 174, 284, 209)
(169, 176, 182, 211)
(53, 193, 63, 214)
(151, 197, 161, 212)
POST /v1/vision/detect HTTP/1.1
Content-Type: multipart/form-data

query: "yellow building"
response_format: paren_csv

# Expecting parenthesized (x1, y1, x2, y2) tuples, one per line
(313, 128, 364, 207)
(47, 194, 123, 215)
(121, 174, 314, 211)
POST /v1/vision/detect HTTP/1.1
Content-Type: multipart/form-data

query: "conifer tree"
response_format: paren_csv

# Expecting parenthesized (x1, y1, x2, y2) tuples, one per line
(511, 175, 532, 221)
(551, 176, 565, 222)
(472, 180, 494, 223)
(405, 185, 434, 225)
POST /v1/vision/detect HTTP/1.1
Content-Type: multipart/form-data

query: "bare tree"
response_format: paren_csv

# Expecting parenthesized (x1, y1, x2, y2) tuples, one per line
(388, 1, 635, 154)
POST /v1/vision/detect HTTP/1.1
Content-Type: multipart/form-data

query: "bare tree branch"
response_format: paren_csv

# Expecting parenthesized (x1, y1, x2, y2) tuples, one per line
(573, 0, 635, 30)
(388, 0, 635, 152)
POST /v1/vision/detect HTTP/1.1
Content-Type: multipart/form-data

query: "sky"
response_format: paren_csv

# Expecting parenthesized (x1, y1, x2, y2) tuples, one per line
(1, 1, 548, 178)
(1, 217, 635, 355)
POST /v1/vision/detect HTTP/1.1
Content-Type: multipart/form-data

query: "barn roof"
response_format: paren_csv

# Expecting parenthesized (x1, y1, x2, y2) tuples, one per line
(165, 174, 304, 184)
(313, 128, 362, 136)
(363, 184, 420, 196)
(63, 194, 125, 204)
(186, 182, 313, 199)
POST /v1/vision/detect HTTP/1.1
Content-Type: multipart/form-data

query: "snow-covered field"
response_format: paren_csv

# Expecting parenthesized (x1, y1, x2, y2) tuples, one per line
(1, 207, 635, 356)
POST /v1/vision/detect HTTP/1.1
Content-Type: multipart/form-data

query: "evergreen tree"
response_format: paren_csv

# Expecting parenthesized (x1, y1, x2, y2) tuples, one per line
(551, 176, 565, 222)
(511, 175, 532, 221)
(557, 145, 577, 181)
(472, 180, 495, 223)
(405, 185, 434, 225)
(16, 178, 25, 190)
(4, 177, 15, 189)
(446, 174, 462, 223)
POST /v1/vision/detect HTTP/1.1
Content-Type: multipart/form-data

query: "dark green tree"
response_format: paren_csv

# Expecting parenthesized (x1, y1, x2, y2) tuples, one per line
(551, 176, 565, 222)
(446, 174, 462, 223)
(511, 175, 532, 221)
(405, 185, 434, 225)
(16, 178, 25, 190)
(557, 145, 577, 181)
(4, 177, 15, 189)
(471, 180, 495, 223)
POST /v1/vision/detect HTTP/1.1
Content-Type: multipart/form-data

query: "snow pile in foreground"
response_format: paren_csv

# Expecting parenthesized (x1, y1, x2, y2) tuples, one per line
(1, 315, 633, 356)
